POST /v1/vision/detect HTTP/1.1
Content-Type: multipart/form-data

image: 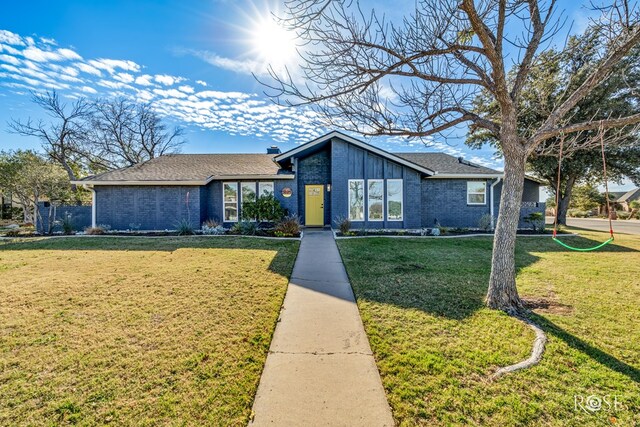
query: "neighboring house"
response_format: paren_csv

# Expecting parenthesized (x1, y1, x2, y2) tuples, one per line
(72, 131, 544, 230)
(616, 188, 640, 211)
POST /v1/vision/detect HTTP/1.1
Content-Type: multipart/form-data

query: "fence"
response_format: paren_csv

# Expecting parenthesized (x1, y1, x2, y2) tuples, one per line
(37, 202, 92, 234)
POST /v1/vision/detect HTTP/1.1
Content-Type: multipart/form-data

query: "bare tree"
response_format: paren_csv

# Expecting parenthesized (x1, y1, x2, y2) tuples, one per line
(89, 98, 185, 169)
(263, 0, 640, 313)
(8, 91, 92, 191)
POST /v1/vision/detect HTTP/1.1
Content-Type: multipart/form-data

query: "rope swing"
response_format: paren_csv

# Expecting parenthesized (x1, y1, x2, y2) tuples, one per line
(552, 128, 615, 251)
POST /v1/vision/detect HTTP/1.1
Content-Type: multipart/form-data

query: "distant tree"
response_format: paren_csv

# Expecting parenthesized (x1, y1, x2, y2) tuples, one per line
(468, 30, 640, 225)
(9, 92, 186, 180)
(89, 98, 185, 170)
(8, 91, 92, 191)
(0, 150, 71, 229)
(264, 0, 640, 312)
(570, 183, 606, 211)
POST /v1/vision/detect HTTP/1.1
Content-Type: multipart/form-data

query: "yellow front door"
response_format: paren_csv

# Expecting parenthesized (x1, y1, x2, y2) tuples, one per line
(305, 185, 324, 226)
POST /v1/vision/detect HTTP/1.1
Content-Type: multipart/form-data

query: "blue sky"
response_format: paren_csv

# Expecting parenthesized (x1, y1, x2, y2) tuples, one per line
(0, 0, 633, 190)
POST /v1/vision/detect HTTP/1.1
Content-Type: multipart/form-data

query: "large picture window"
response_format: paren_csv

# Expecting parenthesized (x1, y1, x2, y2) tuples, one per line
(387, 179, 403, 221)
(258, 182, 274, 197)
(467, 181, 487, 205)
(368, 179, 384, 221)
(223, 182, 238, 222)
(348, 179, 364, 221)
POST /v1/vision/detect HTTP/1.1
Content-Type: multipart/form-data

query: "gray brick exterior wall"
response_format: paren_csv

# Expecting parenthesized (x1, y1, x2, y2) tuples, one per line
(422, 179, 492, 228)
(95, 185, 201, 230)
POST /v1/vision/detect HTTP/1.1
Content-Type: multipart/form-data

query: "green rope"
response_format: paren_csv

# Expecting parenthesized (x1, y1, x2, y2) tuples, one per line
(552, 236, 614, 252)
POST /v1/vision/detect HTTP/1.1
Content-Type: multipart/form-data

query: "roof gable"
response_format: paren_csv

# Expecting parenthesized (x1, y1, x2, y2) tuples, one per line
(274, 131, 437, 176)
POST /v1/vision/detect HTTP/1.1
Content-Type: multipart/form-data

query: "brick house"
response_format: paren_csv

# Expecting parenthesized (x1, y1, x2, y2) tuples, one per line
(72, 131, 544, 230)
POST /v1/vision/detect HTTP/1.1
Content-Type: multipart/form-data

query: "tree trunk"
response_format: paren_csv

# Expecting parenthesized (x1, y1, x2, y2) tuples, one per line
(486, 144, 527, 313)
(555, 175, 576, 226)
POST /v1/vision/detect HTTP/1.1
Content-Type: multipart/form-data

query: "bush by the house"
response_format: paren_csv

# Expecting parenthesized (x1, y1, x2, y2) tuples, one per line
(524, 212, 545, 232)
(334, 216, 352, 235)
(616, 211, 632, 220)
(568, 209, 590, 218)
(477, 213, 493, 231)
(230, 221, 257, 235)
(241, 195, 284, 223)
(61, 214, 74, 235)
(84, 226, 106, 235)
(274, 215, 301, 237)
(175, 219, 195, 235)
(202, 219, 225, 235)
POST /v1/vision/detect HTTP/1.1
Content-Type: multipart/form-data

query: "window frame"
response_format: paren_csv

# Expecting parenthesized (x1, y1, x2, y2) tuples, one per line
(386, 179, 403, 221)
(367, 179, 384, 221)
(240, 182, 257, 222)
(223, 182, 239, 222)
(348, 179, 365, 221)
(467, 181, 487, 205)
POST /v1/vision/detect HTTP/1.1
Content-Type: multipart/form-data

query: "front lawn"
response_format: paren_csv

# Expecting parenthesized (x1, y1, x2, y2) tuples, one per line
(337, 231, 640, 426)
(0, 236, 298, 426)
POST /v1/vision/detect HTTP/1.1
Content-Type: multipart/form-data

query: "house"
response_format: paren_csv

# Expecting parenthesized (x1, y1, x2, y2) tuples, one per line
(72, 131, 545, 231)
(615, 188, 640, 211)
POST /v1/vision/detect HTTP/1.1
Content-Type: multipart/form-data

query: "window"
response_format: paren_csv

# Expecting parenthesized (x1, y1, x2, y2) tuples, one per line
(348, 179, 364, 220)
(241, 182, 257, 204)
(368, 179, 384, 221)
(467, 181, 487, 205)
(223, 182, 238, 221)
(258, 182, 274, 197)
(387, 179, 403, 221)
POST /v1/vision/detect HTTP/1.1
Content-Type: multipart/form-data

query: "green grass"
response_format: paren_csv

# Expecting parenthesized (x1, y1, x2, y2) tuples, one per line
(0, 236, 299, 426)
(337, 230, 640, 426)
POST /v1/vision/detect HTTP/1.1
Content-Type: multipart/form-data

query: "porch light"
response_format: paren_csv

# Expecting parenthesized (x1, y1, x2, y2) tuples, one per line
(327, 184, 331, 192)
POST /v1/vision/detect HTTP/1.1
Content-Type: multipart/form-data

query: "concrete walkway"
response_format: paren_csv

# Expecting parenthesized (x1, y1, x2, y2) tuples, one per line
(249, 230, 394, 426)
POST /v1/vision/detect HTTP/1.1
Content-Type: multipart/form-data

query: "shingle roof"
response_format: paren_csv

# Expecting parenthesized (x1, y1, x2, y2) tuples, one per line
(617, 188, 640, 202)
(79, 154, 282, 182)
(395, 152, 500, 175)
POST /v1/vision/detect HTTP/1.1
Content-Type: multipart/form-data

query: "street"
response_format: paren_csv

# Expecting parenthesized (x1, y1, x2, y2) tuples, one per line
(546, 217, 640, 235)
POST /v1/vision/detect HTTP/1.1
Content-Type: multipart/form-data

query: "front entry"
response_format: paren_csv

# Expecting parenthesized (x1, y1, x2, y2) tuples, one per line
(305, 185, 324, 226)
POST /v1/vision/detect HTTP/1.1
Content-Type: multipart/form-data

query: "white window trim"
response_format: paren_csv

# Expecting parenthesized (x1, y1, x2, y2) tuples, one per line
(367, 179, 384, 221)
(258, 181, 275, 197)
(348, 179, 365, 221)
(386, 179, 403, 221)
(467, 181, 487, 205)
(223, 182, 239, 222)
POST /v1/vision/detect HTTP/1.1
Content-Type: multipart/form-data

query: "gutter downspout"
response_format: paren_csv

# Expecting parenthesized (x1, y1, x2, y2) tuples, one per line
(84, 185, 96, 228)
(490, 177, 502, 230)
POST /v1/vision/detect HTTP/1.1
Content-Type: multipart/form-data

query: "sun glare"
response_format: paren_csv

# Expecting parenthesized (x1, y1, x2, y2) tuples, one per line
(249, 17, 297, 67)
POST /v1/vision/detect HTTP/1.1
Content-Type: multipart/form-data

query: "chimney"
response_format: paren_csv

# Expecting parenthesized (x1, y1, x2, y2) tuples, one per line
(267, 145, 281, 154)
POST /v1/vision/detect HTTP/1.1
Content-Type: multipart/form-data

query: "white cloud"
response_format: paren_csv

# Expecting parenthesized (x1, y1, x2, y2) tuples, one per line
(154, 74, 184, 86)
(186, 49, 264, 76)
(76, 62, 102, 76)
(0, 30, 24, 46)
(178, 85, 194, 94)
(21, 46, 82, 62)
(195, 80, 207, 86)
(135, 74, 154, 86)
(113, 72, 135, 83)
(0, 54, 20, 65)
(89, 58, 141, 74)
(80, 86, 98, 94)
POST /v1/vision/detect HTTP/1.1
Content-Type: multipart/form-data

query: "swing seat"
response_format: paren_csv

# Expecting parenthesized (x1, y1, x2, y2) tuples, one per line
(552, 235, 614, 252)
